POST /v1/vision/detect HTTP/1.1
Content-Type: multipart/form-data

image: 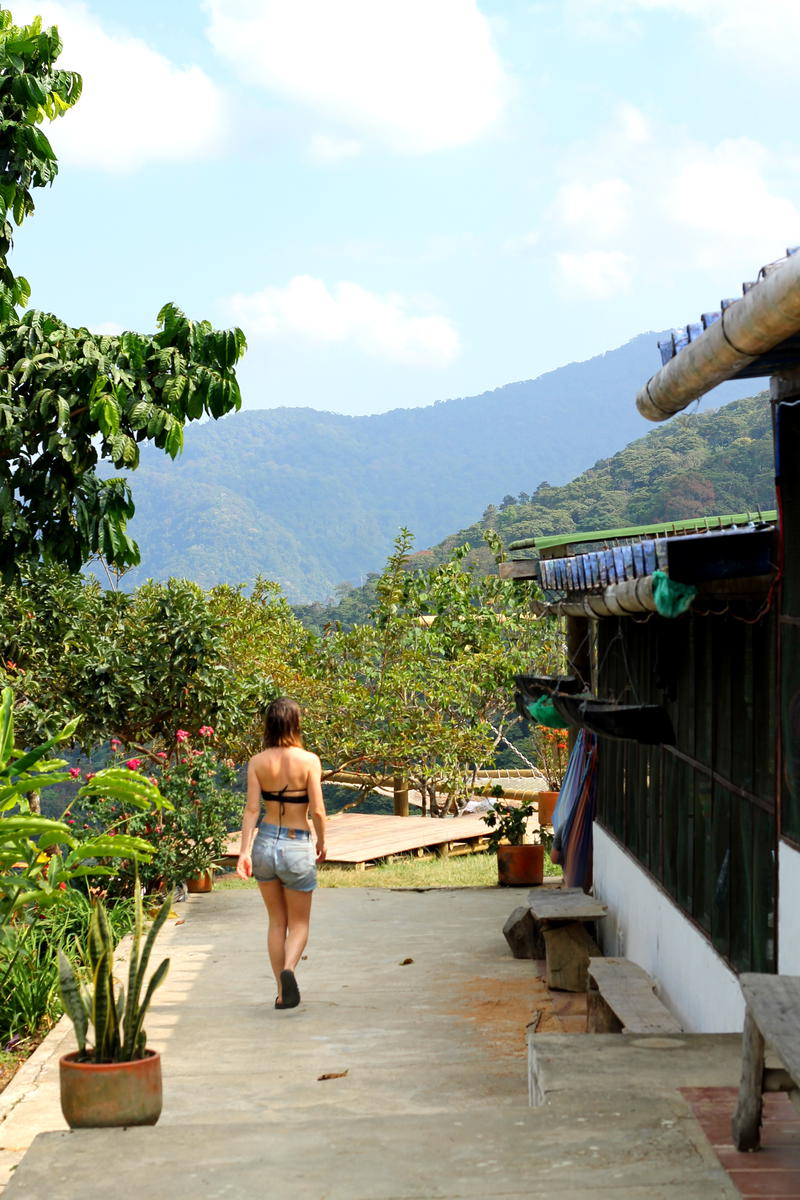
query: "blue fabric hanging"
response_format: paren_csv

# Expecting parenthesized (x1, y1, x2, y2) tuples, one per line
(552, 729, 598, 890)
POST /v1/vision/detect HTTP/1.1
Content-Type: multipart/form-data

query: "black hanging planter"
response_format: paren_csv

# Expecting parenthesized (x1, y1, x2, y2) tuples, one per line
(515, 674, 583, 697)
(552, 694, 675, 745)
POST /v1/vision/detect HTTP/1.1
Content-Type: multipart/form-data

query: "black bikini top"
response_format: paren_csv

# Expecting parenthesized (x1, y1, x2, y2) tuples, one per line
(260, 786, 309, 804)
(261, 785, 309, 820)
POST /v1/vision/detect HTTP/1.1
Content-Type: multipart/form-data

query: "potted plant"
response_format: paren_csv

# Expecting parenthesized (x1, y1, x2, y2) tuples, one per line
(482, 800, 553, 887)
(186, 863, 220, 893)
(532, 727, 570, 827)
(57, 879, 173, 1128)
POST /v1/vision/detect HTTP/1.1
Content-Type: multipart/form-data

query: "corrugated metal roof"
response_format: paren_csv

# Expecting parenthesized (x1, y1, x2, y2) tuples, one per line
(508, 510, 777, 558)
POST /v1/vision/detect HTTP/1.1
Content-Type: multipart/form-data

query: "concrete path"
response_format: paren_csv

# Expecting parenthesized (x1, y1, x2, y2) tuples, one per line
(0, 885, 741, 1198)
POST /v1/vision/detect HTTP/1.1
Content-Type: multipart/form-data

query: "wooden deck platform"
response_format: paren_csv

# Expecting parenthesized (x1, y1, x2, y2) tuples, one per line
(324, 813, 491, 866)
(225, 813, 491, 869)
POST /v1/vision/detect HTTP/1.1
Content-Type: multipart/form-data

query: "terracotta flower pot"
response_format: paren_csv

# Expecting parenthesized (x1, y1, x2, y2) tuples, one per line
(496, 843, 544, 887)
(186, 869, 214, 893)
(59, 1050, 162, 1129)
(536, 791, 559, 828)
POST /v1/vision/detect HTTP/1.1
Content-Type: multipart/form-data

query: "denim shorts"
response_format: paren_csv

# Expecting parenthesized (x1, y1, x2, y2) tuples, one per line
(251, 824, 317, 892)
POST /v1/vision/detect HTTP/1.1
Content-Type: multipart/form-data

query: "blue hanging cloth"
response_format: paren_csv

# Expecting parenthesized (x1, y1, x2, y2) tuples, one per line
(552, 729, 598, 891)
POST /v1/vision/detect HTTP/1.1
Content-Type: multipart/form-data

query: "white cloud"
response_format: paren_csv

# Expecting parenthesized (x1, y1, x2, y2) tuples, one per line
(572, 0, 800, 71)
(548, 110, 800, 299)
(556, 250, 631, 299)
(556, 178, 632, 240)
(12, 2, 228, 172)
(204, 0, 510, 153)
(225, 276, 461, 366)
(615, 103, 649, 146)
(665, 140, 800, 243)
(307, 134, 363, 164)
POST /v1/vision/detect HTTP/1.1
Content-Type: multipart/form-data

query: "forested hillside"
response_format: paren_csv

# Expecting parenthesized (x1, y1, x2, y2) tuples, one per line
(293, 392, 774, 629)
(117, 333, 754, 602)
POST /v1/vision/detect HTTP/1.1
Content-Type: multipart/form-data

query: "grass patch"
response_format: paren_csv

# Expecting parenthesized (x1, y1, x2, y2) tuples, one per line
(216, 851, 562, 891)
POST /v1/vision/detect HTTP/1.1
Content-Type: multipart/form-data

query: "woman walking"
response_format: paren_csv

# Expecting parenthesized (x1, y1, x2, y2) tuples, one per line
(236, 698, 326, 1008)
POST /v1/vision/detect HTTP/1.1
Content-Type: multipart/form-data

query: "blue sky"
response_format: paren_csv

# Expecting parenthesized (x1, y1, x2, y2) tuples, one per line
(9, 0, 800, 415)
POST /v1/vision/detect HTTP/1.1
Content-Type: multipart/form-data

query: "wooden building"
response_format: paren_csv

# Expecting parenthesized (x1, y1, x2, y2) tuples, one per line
(503, 250, 800, 1031)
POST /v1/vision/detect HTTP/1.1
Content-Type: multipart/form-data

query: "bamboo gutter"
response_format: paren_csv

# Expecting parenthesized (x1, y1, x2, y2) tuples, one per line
(636, 251, 800, 421)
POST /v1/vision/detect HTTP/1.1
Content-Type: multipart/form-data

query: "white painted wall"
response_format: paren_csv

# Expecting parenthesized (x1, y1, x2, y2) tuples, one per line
(779, 839, 800, 974)
(592, 824, 745, 1032)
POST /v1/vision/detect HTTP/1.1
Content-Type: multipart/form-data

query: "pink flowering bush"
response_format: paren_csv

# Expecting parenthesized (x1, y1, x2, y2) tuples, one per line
(92, 728, 240, 892)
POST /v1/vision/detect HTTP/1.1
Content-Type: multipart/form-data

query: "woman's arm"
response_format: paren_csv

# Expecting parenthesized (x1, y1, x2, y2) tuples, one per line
(307, 754, 327, 863)
(236, 759, 261, 879)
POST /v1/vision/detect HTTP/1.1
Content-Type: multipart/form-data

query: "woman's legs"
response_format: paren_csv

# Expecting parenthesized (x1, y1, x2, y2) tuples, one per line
(283, 886, 313, 973)
(258, 880, 288, 996)
(257, 880, 313, 999)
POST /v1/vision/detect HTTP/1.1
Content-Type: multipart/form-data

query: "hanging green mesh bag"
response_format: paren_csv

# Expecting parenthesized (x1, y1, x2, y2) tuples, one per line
(526, 695, 564, 727)
(652, 570, 697, 618)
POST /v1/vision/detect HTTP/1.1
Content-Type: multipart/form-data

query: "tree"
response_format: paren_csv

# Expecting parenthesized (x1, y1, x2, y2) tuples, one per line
(0, 10, 246, 579)
(0, 567, 271, 757)
(300, 531, 563, 815)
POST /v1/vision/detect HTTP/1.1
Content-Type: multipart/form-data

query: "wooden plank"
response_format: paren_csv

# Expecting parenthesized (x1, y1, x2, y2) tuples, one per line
(544, 923, 600, 992)
(528, 888, 607, 922)
(499, 559, 539, 581)
(587, 958, 682, 1034)
(503, 906, 545, 959)
(732, 1007, 766, 1151)
(739, 974, 800, 1084)
(587, 990, 622, 1033)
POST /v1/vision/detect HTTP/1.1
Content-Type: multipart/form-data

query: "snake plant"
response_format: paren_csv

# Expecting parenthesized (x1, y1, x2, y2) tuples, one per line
(58, 881, 172, 1062)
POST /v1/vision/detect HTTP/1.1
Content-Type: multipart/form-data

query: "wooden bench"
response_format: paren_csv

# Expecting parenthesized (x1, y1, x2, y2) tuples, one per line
(587, 957, 683, 1034)
(732, 973, 800, 1151)
(526, 887, 607, 992)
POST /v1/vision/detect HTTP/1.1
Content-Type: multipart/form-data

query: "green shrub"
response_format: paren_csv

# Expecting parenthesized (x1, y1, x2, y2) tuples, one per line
(0, 890, 135, 1045)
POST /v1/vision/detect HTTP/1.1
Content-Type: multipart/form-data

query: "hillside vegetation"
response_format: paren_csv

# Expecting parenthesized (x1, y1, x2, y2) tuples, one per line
(293, 391, 773, 630)
(114, 334, 754, 602)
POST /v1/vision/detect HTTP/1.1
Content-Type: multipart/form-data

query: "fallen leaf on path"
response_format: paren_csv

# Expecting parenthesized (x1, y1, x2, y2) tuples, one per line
(318, 1070, 348, 1081)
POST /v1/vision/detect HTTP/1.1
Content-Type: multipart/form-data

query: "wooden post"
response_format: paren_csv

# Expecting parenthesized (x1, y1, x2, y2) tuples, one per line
(565, 614, 591, 753)
(393, 776, 409, 817)
(770, 366, 800, 403)
(732, 1007, 765, 1151)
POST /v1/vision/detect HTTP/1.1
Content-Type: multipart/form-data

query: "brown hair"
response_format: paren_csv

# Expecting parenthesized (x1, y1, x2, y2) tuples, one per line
(262, 697, 303, 748)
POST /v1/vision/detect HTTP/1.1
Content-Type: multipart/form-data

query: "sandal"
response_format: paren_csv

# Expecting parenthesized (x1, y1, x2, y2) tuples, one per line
(279, 969, 300, 1008)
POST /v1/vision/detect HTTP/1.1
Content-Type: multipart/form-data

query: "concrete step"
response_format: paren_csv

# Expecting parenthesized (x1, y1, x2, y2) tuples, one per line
(6, 1105, 737, 1200)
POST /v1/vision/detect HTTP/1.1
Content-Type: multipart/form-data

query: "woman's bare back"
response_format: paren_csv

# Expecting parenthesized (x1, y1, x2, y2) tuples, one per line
(251, 746, 321, 829)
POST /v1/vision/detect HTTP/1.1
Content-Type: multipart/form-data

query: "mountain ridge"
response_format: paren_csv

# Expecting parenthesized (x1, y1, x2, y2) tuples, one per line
(292, 390, 774, 631)
(119, 332, 756, 601)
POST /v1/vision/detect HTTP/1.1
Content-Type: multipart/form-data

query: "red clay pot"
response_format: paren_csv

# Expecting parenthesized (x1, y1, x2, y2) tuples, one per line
(496, 843, 544, 887)
(59, 1050, 162, 1129)
(536, 791, 559, 828)
(186, 869, 214, 893)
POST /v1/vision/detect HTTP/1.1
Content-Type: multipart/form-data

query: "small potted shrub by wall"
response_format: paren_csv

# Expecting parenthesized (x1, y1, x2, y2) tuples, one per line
(58, 884, 172, 1128)
(482, 800, 554, 887)
(533, 727, 570, 828)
